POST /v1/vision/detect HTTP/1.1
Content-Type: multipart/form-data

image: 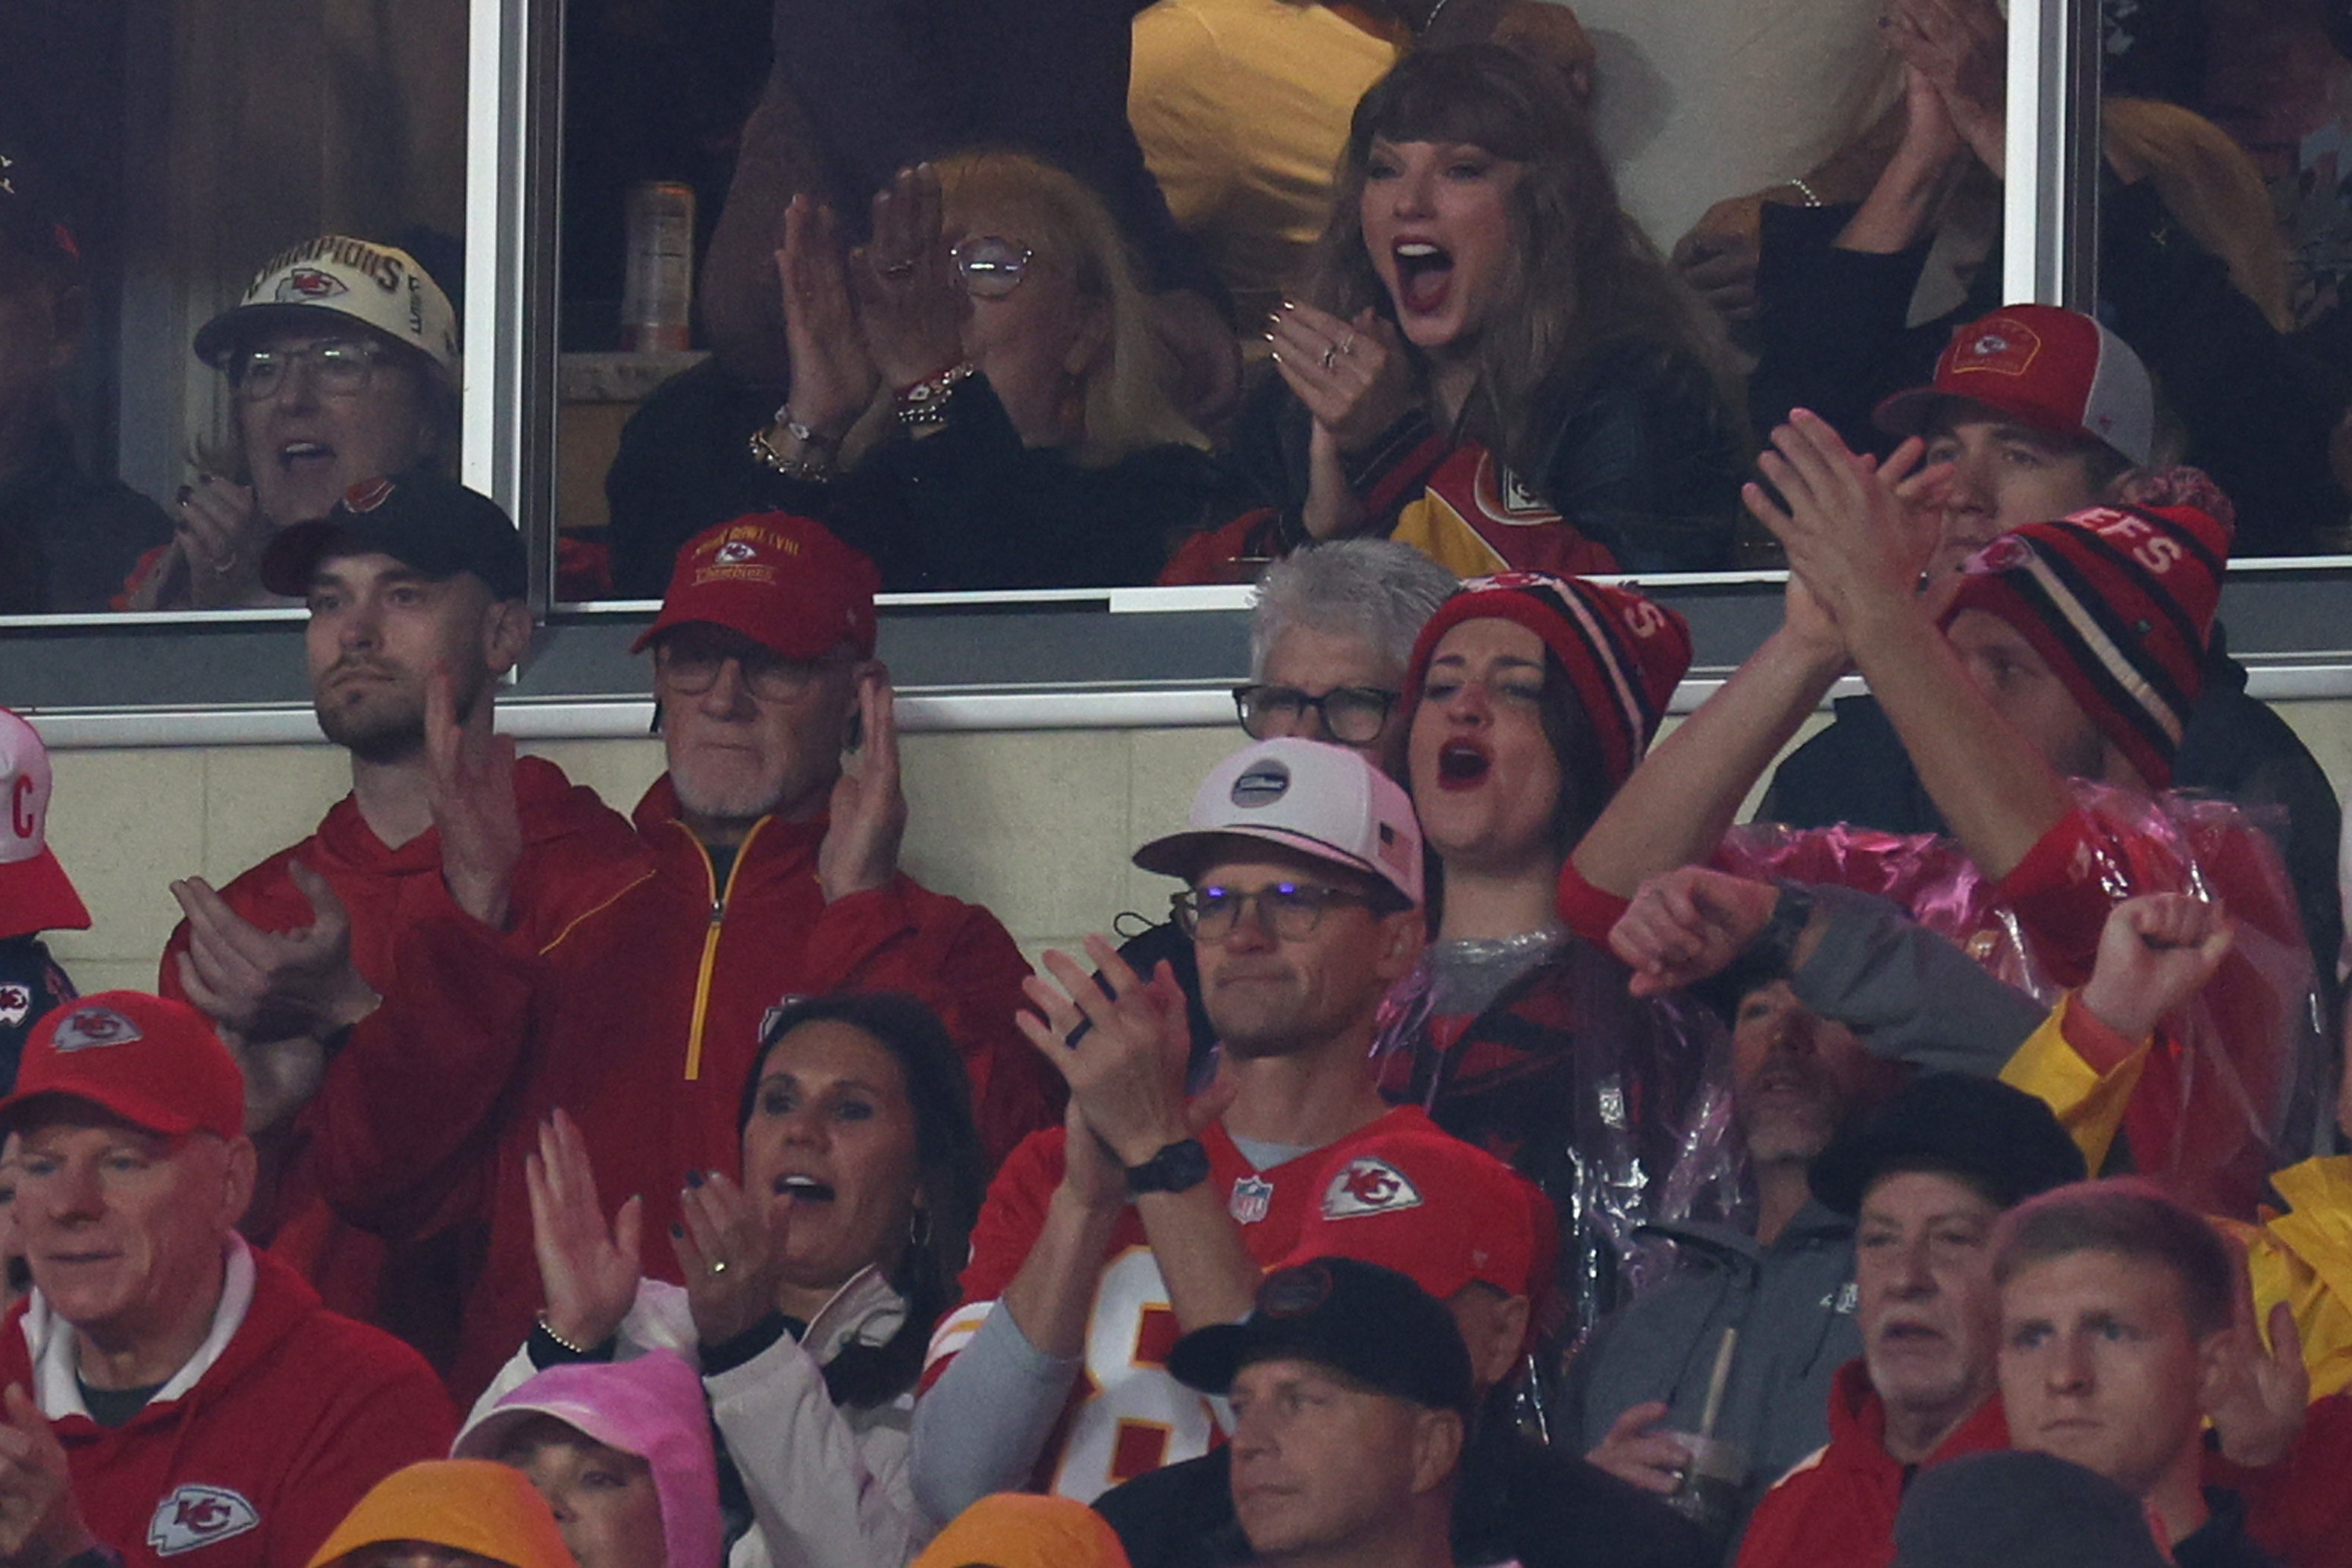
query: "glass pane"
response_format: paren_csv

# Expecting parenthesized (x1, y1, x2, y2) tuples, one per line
(0, 0, 469, 617)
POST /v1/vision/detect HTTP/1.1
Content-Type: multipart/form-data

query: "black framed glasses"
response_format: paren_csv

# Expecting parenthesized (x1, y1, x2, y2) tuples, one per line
(954, 235, 1033, 298)
(655, 640, 851, 704)
(230, 339, 392, 400)
(1232, 684, 1399, 746)
(1171, 881, 1377, 942)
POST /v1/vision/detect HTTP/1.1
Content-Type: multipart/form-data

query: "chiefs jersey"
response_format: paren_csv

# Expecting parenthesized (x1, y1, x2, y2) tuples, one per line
(924, 1106, 1439, 1501)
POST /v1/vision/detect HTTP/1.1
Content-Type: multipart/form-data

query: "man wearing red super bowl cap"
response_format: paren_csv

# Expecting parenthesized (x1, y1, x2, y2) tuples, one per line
(1563, 396, 2321, 1220)
(0, 992, 452, 1568)
(305, 511, 1057, 1397)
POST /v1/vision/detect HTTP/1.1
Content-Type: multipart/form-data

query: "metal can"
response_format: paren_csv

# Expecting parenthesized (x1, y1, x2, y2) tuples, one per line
(622, 180, 695, 353)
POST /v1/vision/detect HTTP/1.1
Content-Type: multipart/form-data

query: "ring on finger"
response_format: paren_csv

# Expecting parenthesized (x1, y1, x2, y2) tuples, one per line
(708, 1258, 730, 1276)
(1340, 333, 1358, 356)
(1319, 345, 1337, 371)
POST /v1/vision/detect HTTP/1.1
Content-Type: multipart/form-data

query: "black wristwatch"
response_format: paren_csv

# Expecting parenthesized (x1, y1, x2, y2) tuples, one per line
(1124, 1137, 1211, 1196)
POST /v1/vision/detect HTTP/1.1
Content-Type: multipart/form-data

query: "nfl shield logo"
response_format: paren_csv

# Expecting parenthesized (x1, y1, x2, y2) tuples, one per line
(1229, 1174, 1273, 1225)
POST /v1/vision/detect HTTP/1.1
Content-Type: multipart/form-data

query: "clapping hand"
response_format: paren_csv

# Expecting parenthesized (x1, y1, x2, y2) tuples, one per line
(525, 1109, 641, 1352)
(171, 860, 376, 1044)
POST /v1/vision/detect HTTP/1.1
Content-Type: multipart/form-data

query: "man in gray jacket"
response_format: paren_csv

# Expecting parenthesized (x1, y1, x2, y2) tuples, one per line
(1564, 866, 2185, 1533)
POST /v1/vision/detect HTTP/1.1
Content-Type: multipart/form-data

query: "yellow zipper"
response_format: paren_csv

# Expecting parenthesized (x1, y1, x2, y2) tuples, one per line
(681, 817, 764, 1081)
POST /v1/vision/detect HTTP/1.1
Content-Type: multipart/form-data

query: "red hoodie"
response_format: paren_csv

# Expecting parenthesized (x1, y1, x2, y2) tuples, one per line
(0, 1243, 456, 1568)
(1734, 1360, 2008, 1568)
(157, 756, 644, 1373)
(307, 774, 1061, 1399)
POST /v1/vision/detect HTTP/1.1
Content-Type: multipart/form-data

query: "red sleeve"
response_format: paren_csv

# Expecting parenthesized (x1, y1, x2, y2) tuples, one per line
(1556, 858, 1634, 947)
(2210, 1391, 2352, 1568)
(1990, 808, 2140, 988)
(920, 1127, 1066, 1392)
(798, 880, 1063, 1167)
(262, 1331, 457, 1568)
(303, 913, 539, 1238)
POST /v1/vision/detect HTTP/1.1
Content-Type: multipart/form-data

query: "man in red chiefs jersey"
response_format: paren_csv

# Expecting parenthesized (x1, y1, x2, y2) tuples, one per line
(911, 737, 1438, 1510)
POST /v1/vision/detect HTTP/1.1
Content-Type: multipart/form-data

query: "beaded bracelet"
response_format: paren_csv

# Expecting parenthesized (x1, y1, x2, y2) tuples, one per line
(747, 420, 835, 483)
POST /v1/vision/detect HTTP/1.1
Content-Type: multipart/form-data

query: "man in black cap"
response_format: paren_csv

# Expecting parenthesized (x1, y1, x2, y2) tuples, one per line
(1163, 1258, 1474, 1568)
(151, 472, 639, 1362)
(0, 147, 170, 612)
(1733, 1073, 2087, 1568)
(1889, 1450, 2172, 1568)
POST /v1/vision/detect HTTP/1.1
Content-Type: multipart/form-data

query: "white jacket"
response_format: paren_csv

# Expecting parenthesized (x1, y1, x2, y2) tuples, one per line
(467, 1266, 929, 1568)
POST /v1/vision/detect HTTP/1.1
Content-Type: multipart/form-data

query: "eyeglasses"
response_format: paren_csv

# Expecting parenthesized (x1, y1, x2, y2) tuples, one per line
(954, 235, 1033, 299)
(1171, 881, 1377, 942)
(229, 339, 392, 400)
(1232, 684, 1399, 746)
(655, 641, 851, 704)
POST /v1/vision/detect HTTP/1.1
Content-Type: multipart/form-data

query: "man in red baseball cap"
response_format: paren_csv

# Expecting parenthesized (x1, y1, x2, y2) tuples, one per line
(1757, 307, 2341, 1005)
(0, 991, 452, 1568)
(1563, 400, 2321, 1220)
(304, 510, 1056, 1398)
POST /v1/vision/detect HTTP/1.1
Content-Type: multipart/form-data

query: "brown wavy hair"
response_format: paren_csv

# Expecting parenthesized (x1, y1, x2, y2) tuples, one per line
(1306, 44, 1732, 479)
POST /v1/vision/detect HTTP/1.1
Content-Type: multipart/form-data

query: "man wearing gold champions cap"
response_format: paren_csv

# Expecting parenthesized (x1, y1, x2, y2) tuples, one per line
(0, 992, 451, 1568)
(910, 736, 1449, 1512)
(127, 235, 461, 610)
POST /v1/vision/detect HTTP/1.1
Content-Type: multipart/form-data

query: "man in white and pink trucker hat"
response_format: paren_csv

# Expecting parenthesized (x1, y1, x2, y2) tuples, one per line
(0, 709, 86, 1091)
(913, 737, 1444, 1513)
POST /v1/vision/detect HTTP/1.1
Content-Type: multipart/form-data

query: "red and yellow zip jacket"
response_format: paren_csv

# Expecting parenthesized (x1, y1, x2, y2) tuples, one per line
(0, 1243, 454, 1568)
(306, 773, 1060, 1399)
(155, 757, 643, 1371)
(1733, 1360, 2008, 1568)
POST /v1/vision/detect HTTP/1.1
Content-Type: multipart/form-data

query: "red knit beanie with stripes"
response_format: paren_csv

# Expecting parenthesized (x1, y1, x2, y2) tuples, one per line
(1406, 572, 1690, 791)
(1937, 503, 2230, 788)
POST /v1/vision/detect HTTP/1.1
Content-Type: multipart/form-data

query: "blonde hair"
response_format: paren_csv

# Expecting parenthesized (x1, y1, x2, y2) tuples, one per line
(933, 149, 1209, 466)
(2103, 97, 2291, 332)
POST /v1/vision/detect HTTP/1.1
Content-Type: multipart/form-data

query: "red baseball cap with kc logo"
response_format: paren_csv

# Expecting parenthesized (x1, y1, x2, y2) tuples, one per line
(1279, 1127, 1553, 1304)
(1873, 303, 2155, 467)
(633, 513, 881, 662)
(2, 992, 245, 1141)
(0, 709, 89, 942)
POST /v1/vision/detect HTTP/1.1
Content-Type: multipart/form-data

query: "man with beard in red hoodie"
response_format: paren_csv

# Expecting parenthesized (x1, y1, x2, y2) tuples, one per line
(156, 473, 642, 1372)
(306, 511, 1058, 1397)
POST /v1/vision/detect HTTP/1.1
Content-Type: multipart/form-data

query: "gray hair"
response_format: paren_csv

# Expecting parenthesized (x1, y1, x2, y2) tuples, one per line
(1248, 541, 1459, 681)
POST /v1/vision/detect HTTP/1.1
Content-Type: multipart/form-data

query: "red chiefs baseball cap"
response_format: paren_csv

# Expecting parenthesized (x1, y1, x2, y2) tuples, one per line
(2, 992, 245, 1141)
(1874, 304, 2154, 467)
(1278, 1127, 1552, 1303)
(0, 710, 89, 942)
(632, 513, 880, 662)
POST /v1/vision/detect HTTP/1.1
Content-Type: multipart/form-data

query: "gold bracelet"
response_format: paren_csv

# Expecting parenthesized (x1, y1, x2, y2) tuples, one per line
(747, 421, 835, 482)
(1784, 176, 1824, 209)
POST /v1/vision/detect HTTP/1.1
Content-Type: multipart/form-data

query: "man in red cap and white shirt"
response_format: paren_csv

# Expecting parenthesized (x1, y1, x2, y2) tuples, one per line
(305, 510, 1054, 1398)
(0, 710, 87, 1089)
(1563, 371, 2321, 1218)
(910, 736, 1439, 1511)
(0, 990, 451, 1568)
(1094, 1123, 1712, 1568)
(145, 473, 641, 1372)
(1755, 305, 2342, 1014)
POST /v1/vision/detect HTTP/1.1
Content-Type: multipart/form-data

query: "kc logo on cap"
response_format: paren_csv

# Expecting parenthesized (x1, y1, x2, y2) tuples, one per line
(1953, 317, 2044, 377)
(51, 1004, 143, 1051)
(342, 477, 397, 514)
(1319, 1156, 1424, 1219)
(277, 268, 348, 303)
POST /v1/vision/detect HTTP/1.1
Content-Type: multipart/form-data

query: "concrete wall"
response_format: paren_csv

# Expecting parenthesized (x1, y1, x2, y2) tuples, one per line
(42, 699, 2352, 997)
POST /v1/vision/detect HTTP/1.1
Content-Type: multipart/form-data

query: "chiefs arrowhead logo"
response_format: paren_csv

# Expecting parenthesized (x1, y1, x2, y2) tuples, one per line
(1319, 1156, 1422, 1220)
(0, 984, 29, 1029)
(51, 1005, 141, 1051)
(713, 539, 758, 564)
(148, 1485, 260, 1556)
(274, 267, 348, 303)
